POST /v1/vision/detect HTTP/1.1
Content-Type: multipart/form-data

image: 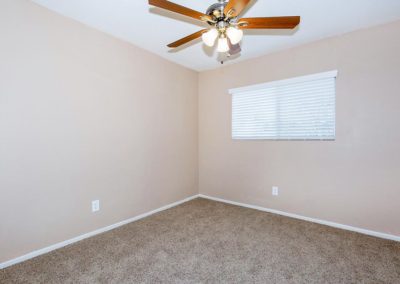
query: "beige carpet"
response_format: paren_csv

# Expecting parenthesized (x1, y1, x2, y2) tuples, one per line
(1, 198, 399, 283)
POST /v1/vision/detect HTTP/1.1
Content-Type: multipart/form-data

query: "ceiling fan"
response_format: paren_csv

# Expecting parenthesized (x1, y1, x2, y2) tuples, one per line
(148, 0, 300, 57)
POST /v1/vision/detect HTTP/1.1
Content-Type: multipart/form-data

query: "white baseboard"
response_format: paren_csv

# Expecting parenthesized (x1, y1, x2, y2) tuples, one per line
(0, 194, 199, 270)
(199, 194, 400, 242)
(3, 193, 398, 270)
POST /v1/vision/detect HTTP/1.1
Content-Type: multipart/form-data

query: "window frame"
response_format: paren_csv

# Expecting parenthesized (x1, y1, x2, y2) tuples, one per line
(229, 71, 338, 141)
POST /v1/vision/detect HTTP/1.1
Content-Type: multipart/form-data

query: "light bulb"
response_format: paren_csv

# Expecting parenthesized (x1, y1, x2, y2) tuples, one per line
(217, 37, 229, 53)
(202, 29, 218, 47)
(226, 27, 243, 45)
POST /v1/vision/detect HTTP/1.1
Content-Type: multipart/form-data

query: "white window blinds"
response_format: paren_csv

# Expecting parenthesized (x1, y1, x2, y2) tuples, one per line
(230, 71, 337, 140)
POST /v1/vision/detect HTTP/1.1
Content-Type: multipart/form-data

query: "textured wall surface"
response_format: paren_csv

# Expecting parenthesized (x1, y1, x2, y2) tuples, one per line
(199, 21, 400, 237)
(0, 0, 198, 263)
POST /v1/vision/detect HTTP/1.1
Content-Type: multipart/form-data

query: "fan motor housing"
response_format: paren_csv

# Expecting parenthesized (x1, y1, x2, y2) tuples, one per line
(206, 2, 227, 19)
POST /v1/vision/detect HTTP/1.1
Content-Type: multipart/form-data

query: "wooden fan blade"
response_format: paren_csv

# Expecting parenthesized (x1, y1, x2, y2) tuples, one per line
(167, 29, 207, 48)
(224, 0, 252, 18)
(149, 0, 211, 22)
(239, 16, 300, 29)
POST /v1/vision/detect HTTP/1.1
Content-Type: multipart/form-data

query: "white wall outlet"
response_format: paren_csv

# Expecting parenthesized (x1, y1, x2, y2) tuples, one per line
(92, 200, 100, 212)
(272, 186, 279, 196)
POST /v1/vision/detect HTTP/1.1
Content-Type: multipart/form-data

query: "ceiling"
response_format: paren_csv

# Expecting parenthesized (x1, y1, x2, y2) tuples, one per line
(31, 0, 400, 71)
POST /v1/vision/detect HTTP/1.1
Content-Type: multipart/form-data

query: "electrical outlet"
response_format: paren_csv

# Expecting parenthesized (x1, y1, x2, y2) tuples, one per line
(272, 186, 279, 196)
(92, 200, 100, 212)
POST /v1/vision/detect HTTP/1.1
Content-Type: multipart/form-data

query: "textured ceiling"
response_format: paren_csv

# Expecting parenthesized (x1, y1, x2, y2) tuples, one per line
(31, 0, 400, 71)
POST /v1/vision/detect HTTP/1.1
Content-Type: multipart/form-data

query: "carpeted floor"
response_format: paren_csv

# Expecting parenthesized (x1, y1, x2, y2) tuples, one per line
(1, 198, 400, 283)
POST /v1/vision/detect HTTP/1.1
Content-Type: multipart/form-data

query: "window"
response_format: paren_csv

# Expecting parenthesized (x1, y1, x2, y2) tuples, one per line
(230, 71, 337, 140)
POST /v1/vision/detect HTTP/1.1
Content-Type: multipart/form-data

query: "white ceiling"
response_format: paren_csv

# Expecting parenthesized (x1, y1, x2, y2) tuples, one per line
(31, 0, 400, 71)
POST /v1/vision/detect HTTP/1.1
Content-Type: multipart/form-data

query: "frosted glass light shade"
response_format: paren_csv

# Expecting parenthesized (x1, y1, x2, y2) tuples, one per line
(217, 37, 229, 52)
(226, 27, 243, 45)
(202, 29, 218, 47)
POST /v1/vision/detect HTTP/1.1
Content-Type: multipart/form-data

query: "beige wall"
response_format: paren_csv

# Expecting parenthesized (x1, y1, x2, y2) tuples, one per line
(0, 0, 198, 263)
(199, 21, 400, 236)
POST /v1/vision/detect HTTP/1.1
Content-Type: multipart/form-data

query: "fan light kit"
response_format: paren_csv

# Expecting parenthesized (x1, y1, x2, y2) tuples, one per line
(149, 0, 300, 60)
